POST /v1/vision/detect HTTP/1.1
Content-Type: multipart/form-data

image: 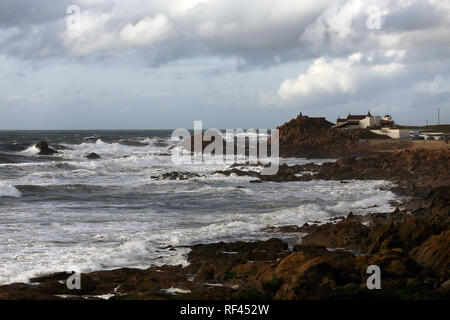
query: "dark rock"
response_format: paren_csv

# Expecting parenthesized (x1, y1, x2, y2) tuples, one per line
(262, 225, 302, 233)
(409, 230, 450, 278)
(86, 152, 101, 160)
(301, 214, 370, 251)
(35, 141, 58, 155)
(151, 171, 202, 180)
(356, 249, 422, 288)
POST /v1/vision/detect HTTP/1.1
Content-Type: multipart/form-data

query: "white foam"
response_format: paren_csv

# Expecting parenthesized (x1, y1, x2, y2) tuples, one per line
(326, 189, 396, 214)
(160, 287, 191, 295)
(21, 145, 40, 155)
(0, 182, 22, 197)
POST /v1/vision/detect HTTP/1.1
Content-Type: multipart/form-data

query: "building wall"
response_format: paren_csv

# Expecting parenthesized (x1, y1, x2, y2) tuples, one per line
(359, 117, 370, 128)
(370, 129, 410, 139)
(373, 116, 381, 127)
(359, 116, 381, 129)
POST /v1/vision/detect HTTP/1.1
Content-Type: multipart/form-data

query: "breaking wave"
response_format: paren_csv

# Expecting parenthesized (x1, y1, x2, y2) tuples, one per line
(0, 182, 22, 198)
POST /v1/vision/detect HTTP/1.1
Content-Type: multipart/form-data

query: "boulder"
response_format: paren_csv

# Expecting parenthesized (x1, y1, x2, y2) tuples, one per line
(409, 230, 450, 278)
(151, 171, 202, 180)
(86, 152, 101, 160)
(35, 141, 58, 155)
(301, 214, 370, 251)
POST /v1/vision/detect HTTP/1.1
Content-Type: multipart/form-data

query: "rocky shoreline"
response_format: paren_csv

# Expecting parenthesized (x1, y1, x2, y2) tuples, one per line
(0, 170, 448, 300)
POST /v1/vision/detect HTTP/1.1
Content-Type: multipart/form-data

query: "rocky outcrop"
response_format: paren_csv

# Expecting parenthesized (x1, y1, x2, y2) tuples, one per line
(35, 141, 58, 155)
(274, 113, 387, 158)
(410, 230, 450, 279)
(151, 171, 203, 180)
(86, 153, 101, 160)
(311, 150, 450, 186)
(215, 149, 450, 189)
(301, 213, 370, 251)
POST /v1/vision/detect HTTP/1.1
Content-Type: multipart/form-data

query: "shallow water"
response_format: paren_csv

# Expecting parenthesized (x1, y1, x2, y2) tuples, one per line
(0, 130, 398, 284)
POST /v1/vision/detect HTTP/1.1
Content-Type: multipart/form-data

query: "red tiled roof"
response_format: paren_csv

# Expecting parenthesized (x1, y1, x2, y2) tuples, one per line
(347, 115, 367, 120)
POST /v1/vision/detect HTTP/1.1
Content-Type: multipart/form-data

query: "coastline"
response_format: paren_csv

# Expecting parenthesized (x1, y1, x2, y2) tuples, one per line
(1, 148, 448, 300)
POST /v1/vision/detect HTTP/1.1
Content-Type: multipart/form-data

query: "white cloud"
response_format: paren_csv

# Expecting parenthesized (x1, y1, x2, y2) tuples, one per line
(120, 14, 172, 46)
(300, 0, 363, 49)
(278, 52, 405, 100)
(415, 76, 450, 96)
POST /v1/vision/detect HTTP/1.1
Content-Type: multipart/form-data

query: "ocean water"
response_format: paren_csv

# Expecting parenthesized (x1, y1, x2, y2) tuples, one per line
(0, 130, 398, 285)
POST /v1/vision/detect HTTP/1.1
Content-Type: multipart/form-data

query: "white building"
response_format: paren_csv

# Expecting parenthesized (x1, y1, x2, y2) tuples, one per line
(335, 112, 382, 129)
(370, 128, 410, 139)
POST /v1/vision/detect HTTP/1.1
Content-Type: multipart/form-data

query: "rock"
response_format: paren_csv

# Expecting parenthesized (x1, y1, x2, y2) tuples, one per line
(275, 113, 387, 158)
(357, 249, 421, 288)
(213, 150, 449, 187)
(291, 149, 449, 188)
(86, 152, 101, 160)
(367, 222, 402, 254)
(441, 280, 450, 288)
(273, 250, 357, 299)
(0, 283, 63, 300)
(151, 171, 202, 180)
(188, 238, 290, 266)
(262, 225, 302, 233)
(292, 245, 329, 256)
(35, 141, 58, 155)
(301, 214, 370, 251)
(409, 230, 450, 278)
(367, 214, 447, 255)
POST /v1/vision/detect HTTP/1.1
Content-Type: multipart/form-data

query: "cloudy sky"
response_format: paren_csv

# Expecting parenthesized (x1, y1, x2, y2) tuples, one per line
(0, 0, 449, 129)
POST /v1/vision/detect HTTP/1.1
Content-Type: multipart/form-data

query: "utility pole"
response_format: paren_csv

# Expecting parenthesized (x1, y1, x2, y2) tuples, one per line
(438, 108, 440, 125)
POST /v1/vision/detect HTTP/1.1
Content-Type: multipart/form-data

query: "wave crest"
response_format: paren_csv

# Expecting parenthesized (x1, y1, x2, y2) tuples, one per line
(0, 182, 22, 198)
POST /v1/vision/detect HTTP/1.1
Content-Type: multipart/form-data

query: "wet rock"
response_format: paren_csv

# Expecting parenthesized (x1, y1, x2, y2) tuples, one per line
(273, 250, 358, 299)
(86, 152, 101, 160)
(35, 141, 58, 155)
(262, 225, 302, 233)
(367, 215, 447, 255)
(301, 214, 370, 252)
(0, 283, 63, 300)
(151, 171, 202, 180)
(409, 230, 450, 278)
(357, 249, 422, 288)
(250, 149, 449, 188)
(188, 238, 290, 265)
(292, 245, 329, 256)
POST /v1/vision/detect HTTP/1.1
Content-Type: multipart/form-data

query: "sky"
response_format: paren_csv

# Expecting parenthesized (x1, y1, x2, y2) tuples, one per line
(0, 0, 449, 130)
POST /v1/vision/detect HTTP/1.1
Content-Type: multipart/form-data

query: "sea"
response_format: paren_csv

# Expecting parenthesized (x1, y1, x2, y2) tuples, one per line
(0, 130, 398, 285)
